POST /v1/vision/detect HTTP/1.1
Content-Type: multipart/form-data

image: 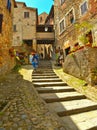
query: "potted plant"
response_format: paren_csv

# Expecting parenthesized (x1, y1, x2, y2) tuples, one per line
(79, 34, 90, 46)
(75, 21, 93, 47)
(69, 46, 76, 54)
(92, 42, 97, 48)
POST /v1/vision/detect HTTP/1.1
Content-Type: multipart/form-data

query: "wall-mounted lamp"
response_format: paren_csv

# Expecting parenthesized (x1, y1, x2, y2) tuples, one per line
(45, 26, 48, 32)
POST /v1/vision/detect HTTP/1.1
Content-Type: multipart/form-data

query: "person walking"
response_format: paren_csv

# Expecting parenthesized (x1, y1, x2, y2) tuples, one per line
(31, 52, 39, 71)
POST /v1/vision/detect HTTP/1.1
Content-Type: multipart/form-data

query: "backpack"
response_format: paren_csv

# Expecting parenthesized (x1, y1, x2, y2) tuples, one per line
(32, 55, 38, 63)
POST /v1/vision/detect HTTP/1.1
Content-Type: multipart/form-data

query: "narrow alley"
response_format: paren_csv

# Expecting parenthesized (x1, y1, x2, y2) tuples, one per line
(1, 0, 97, 129)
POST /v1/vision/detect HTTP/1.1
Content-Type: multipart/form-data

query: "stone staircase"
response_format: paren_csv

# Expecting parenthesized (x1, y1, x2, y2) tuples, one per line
(32, 60, 97, 130)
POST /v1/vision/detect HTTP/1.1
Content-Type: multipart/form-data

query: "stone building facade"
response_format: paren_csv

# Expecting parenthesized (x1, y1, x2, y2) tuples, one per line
(13, 2, 54, 62)
(54, 0, 97, 85)
(54, 0, 97, 51)
(0, 0, 16, 76)
(13, 2, 38, 57)
(38, 12, 48, 25)
(45, 5, 54, 25)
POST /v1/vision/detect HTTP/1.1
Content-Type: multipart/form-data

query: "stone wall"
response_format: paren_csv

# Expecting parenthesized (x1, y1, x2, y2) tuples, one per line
(54, 0, 79, 48)
(63, 47, 97, 85)
(0, 0, 15, 76)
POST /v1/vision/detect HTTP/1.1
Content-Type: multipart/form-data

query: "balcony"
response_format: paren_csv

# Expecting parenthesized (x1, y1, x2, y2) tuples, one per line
(37, 32, 54, 40)
(36, 25, 55, 44)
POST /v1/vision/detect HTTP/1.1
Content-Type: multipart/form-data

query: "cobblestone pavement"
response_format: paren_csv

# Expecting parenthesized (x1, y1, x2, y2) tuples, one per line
(0, 65, 66, 130)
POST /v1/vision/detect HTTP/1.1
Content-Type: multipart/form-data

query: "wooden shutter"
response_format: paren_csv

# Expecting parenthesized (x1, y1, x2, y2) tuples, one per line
(7, 0, 11, 12)
(0, 14, 3, 33)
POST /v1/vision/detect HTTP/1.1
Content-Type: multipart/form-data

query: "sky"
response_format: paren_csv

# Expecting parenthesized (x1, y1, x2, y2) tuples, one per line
(16, 0, 54, 15)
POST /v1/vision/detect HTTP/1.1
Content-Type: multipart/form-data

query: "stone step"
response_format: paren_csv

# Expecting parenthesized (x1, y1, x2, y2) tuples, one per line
(36, 69, 53, 71)
(39, 63, 51, 65)
(48, 99, 97, 116)
(32, 75, 59, 79)
(33, 71, 55, 74)
(36, 86, 75, 93)
(38, 66, 52, 68)
(40, 92, 86, 103)
(61, 110, 97, 130)
(32, 73, 56, 76)
(33, 70, 54, 73)
(33, 82, 68, 87)
(32, 78, 62, 82)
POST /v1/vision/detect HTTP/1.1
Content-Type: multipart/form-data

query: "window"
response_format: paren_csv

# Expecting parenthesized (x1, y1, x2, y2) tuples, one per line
(7, 0, 11, 12)
(60, 0, 65, 5)
(80, 1, 88, 15)
(59, 19, 65, 33)
(65, 9, 75, 26)
(69, 10, 75, 23)
(13, 25, 17, 32)
(65, 47, 70, 55)
(40, 17, 42, 22)
(24, 12, 29, 18)
(0, 14, 3, 33)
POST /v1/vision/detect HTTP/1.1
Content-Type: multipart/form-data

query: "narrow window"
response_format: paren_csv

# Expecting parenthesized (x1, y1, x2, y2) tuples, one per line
(0, 14, 3, 33)
(60, 19, 65, 33)
(13, 25, 17, 32)
(66, 9, 75, 26)
(69, 10, 75, 24)
(80, 1, 88, 15)
(24, 12, 29, 18)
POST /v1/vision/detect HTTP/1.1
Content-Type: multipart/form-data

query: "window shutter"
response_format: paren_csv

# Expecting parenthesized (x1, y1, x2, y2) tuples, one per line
(0, 14, 3, 33)
(7, 0, 11, 12)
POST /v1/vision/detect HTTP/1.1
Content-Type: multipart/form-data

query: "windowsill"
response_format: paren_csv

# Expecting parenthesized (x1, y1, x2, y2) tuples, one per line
(79, 12, 88, 20)
(81, 12, 87, 16)
(59, 29, 65, 35)
(65, 23, 74, 30)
